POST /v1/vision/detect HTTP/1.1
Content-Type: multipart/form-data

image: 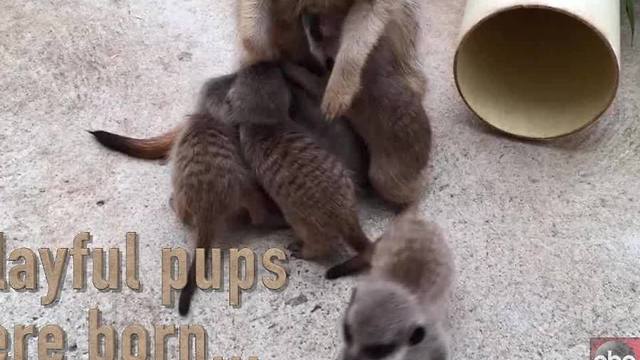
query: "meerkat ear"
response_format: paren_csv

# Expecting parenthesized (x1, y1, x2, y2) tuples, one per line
(224, 88, 236, 104)
(408, 326, 426, 346)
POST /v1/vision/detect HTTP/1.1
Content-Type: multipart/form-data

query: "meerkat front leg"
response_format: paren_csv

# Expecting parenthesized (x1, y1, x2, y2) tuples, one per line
(237, 0, 277, 64)
(321, 0, 398, 119)
(281, 62, 327, 99)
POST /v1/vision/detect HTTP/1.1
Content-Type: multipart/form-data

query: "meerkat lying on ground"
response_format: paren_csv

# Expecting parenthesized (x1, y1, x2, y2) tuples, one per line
(223, 62, 373, 269)
(237, 0, 425, 119)
(302, 13, 432, 207)
(334, 211, 454, 360)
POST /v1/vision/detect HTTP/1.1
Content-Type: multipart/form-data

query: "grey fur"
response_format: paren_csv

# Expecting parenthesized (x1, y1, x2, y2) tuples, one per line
(340, 211, 454, 360)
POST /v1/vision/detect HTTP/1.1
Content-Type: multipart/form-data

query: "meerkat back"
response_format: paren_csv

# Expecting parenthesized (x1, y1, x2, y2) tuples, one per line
(372, 212, 454, 306)
(170, 113, 248, 226)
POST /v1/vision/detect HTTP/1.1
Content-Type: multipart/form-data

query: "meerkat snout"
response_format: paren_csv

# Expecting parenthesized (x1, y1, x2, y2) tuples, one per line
(340, 280, 448, 360)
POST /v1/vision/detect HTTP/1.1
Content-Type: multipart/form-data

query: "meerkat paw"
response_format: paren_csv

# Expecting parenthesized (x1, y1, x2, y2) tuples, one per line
(286, 242, 304, 259)
(321, 75, 359, 120)
(287, 242, 329, 260)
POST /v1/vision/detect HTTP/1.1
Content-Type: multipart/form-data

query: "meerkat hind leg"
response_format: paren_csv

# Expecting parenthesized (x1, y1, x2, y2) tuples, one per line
(287, 220, 332, 259)
(241, 188, 289, 229)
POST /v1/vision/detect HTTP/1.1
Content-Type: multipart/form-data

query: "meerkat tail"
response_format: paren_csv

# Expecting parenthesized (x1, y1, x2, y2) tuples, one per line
(178, 254, 200, 316)
(179, 208, 218, 316)
(325, 253, 372, 280)
(89, 125, 182, 159)
(325, 225, 374, 279)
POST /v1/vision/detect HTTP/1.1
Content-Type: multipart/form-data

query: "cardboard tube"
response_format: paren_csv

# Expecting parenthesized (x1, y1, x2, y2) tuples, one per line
(454, 0, 620, 139)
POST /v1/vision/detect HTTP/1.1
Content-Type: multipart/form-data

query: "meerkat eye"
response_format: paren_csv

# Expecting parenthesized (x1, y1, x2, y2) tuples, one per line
(343, 323, 353, 344)
(362, 343, 397, 359)
(408, 326, 426, 346)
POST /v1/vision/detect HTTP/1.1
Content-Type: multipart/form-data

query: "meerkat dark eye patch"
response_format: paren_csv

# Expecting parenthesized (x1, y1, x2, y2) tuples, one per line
(343, 322, 353, 344)
(362, 343, 397, 359)
(409, 326, 426, 346)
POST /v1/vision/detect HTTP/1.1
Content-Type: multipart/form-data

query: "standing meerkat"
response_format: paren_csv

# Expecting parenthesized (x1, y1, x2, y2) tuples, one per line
(237, 0, 425, 119)
(170, 112, 281, 315)
(302, 13, 432, 207)
(332, 211, 454, 360)
(224, 62, 373, 268)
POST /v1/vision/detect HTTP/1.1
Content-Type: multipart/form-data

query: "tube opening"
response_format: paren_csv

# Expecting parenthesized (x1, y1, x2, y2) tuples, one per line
(455, 7, 619, 139)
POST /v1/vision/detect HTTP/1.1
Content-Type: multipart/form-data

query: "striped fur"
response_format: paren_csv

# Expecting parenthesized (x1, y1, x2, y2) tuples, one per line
(171, 113, 276, 315)
(227, 62, 373, 264)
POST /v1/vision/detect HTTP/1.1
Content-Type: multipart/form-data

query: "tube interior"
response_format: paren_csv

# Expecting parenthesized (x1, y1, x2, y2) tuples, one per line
(455, 7, 618, 139)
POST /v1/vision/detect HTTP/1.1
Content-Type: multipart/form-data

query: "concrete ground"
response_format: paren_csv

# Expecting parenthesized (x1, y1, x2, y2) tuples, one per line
(1, 0, 639, 359)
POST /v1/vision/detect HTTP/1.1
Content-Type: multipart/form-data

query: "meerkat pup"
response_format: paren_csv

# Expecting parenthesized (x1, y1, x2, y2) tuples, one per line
(237, 0, 424, 119)
(223, 62, 373, 264)
(302, 13, 432, 207)
(170, 112, 280, 316)
(89, 73, 283, 315)
(334, 211, 454, 360)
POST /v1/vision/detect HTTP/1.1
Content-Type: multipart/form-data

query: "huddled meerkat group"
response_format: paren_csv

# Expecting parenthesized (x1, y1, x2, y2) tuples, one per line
(91, 1, 455, 359)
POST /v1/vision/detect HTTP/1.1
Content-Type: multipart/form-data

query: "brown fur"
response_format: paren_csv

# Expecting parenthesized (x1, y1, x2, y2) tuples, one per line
(327, 207, 454, 281)
(304, 13, 431, 207)
(236, 0, 425, 118)
(225, 62, 373, 263)
(282, 62, 369, 187)
(171, 113, 278, 316)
